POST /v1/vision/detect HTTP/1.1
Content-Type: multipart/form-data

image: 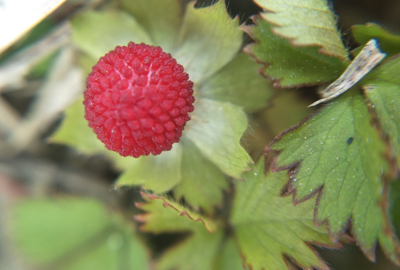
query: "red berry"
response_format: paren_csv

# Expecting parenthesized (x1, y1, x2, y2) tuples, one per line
(83, 42, 195, 158)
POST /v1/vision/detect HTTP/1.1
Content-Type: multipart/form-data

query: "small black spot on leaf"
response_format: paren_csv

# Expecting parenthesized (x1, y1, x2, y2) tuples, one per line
(347, 137, 354, 145)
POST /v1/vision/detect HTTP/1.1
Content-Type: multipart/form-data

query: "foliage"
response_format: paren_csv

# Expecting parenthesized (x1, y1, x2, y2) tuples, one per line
(12, 198, 149, 269)
(9, 0, 400, 269)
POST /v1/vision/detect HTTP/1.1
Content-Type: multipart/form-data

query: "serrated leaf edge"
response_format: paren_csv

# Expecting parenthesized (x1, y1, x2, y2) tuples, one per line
(134, 192, 217, 233)
(235, 159, 343, 270)
(242, 16, 347, 89)
(258, 12, 348, 61)
(265, 103, 400, 265)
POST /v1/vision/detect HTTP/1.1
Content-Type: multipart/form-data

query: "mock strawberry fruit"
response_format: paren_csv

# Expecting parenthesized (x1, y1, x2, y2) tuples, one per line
(83, 42, 195, 158)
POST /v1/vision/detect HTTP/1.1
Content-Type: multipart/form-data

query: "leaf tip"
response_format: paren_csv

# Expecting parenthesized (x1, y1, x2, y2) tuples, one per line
(133, 213, 147, 223)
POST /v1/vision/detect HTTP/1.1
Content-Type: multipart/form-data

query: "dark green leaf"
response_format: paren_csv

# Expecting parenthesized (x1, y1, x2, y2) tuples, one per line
(352, 23, 400, 58)
(244, 16, 347, 87)
(269, 90, 400, 264)
(363, 56, 400, 169)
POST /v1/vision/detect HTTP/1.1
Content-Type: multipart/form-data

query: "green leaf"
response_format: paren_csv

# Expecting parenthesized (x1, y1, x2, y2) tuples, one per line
(254, 0, 348, 58)
(231, 158, 334, 270)
(174, 138, 228, 214)
(269, 90, 400, 264)
(115, 144, 183, 193)
(244, 16, 347, 87)
(50, 98, 105, 154)
(363, 57, 400, 169)
(390, 179, 400, 233)
(174, 0, 242, 83)
(198, 52, 274, 112)
(77, 53, 97, 76)
(71, 10, 152, 60)
(136, 192, 218, 234)
(157, 229, 224, 270)
(185, 98, 252, 179)
(121, 0, 183, 52)
(213, 238, 244, 270)
(12, 198, 149, 269)
(352, 23, 400, 58)
(135, 193, 243, 270)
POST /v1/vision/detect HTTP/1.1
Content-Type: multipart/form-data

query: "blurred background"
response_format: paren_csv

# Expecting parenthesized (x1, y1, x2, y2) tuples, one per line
(0, 0, 399, 269)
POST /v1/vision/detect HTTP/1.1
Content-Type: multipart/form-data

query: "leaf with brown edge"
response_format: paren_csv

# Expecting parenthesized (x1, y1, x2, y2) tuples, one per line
(134, 192, 244, 270)
(363, 56, 400, 170)
(135, 192, 217, 233)
(268, 90, 400, 265)
(254, 0, 348, 58)
(231, 156, 339, 270)
(243, 0, 349, 88)
(243, 16, 347, 88)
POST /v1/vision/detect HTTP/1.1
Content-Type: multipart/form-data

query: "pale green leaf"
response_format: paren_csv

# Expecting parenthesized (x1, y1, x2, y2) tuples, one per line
(174, 138, 228, 214)
(121, 0, 183, 52)
(231, 158, 333, 270)
(270, 90, 400, 263)
(254, 0, 348, 58)
(157, 229, 224, 270)
(213, 238, 243, 270)
(363, 57, 400, 172)
(352, 23, 400, 58)
(185, 98, 252, 179)
(199, 53, 274, 112)
(77, 53, 97, 76)
(244, 16, 347, 87)
(50, 98, 105, 154)
(115, 144, 182, 193)
(174, 0, 242, 83)
(71, 10, 152, 60)
(12, 198, 149, 269)
(136, 193, 217, 233)
(135, 194, 242, 270)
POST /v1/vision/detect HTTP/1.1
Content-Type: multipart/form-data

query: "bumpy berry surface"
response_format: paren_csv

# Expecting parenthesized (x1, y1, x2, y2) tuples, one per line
(83, 42, 195, 158)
